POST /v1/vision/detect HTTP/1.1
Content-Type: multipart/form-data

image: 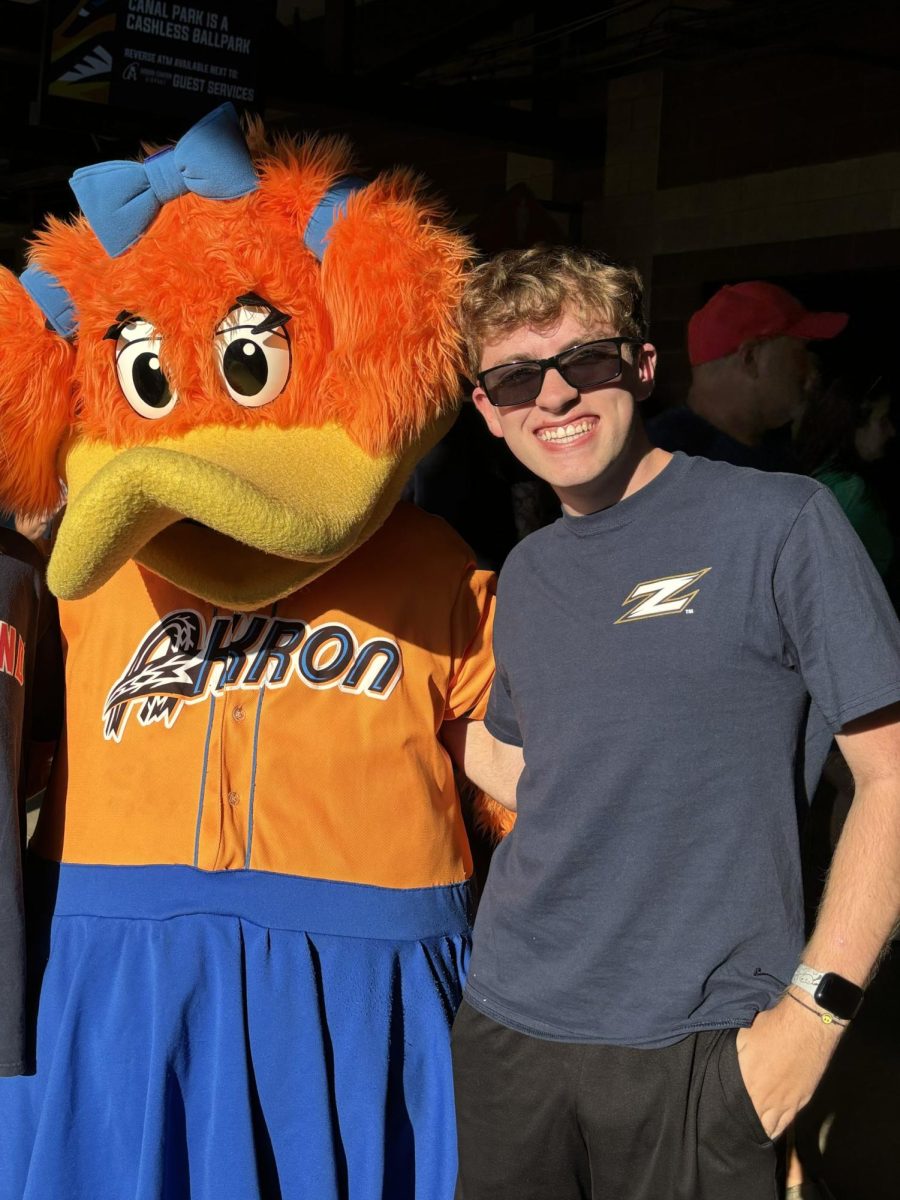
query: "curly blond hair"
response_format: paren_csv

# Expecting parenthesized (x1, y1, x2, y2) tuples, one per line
(459, 245, 646, 377)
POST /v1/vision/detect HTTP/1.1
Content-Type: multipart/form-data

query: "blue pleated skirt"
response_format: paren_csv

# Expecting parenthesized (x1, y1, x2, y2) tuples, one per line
(0, 860, 473, 1200)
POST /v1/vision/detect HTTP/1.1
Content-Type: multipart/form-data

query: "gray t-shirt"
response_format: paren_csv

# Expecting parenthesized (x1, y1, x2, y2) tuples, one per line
(467, 452, 900, 1047)
(0, 530, 62, 1076)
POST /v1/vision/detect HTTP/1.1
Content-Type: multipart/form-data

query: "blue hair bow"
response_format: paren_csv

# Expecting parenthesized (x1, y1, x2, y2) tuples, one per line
(69, 102, 259, 258)
(303, 177, 368, 260)
(20, 266, 77, 339)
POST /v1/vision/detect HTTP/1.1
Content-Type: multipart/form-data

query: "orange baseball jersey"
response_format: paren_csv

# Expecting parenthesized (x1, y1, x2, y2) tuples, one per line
(33, 504, 495, 889)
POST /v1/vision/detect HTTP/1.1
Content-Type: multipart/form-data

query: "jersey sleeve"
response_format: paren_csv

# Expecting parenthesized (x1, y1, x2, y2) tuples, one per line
(773, 486, 900, 732)
(443, 567, 497, 722)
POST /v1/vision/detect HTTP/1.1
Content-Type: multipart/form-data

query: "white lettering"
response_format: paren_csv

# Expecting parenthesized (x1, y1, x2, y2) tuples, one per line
(191, 28, 252, 54)
(173, 74, 206, 91)
(206, 81, 255, 101)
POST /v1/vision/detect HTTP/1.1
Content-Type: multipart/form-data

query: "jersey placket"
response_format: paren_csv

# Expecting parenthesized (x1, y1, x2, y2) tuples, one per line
(194, 685, 262, 871)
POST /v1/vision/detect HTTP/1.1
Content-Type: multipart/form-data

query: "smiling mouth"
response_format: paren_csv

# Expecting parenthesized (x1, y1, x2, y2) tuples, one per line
(535, 418, 597, 445)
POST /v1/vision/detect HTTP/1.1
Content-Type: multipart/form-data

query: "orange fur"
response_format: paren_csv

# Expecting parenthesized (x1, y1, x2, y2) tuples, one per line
(321, 170, 470, 451)
(0, 267, 76, 516)
(473, 791, 517, 842)
(14, 127, 470, 468)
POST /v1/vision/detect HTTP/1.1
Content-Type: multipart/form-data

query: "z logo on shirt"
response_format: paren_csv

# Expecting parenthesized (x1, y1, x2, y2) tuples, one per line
(615, 568, 711, 624)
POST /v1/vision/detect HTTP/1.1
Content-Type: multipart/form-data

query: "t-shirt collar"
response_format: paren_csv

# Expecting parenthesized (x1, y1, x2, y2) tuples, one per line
(560, 451, 695, 536)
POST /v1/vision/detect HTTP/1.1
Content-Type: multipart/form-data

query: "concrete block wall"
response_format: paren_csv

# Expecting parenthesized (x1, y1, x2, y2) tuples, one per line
(587, 68, 900, 279)
(592, 69, 663, 291)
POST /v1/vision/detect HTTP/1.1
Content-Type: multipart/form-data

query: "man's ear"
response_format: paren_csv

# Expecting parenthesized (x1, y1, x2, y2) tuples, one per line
(471, 387, 505, 438)
(738, 339, 762, 376)
(0, 267, 76, 517)
(634, 342, 657, 403)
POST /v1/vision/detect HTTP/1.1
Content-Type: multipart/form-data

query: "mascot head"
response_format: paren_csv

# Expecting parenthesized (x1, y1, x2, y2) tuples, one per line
(0, 104, 470, 609)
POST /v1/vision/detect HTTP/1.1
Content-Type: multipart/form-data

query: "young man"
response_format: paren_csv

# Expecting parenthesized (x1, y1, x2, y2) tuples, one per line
(451, 247, 900, 1200)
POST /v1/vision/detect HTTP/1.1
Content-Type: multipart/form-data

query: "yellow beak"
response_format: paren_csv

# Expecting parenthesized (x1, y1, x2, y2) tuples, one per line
(49, 416, 454, 610)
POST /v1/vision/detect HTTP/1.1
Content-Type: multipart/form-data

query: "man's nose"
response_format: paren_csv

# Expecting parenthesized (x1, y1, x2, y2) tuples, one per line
(536, 366, 578, 411)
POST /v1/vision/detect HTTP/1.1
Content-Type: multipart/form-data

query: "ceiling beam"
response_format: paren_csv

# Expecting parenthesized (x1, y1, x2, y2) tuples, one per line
(268, 69, 599, 159)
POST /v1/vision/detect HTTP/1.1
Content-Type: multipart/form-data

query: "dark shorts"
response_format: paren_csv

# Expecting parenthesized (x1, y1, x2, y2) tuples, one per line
(451, 1001, 777, 1200)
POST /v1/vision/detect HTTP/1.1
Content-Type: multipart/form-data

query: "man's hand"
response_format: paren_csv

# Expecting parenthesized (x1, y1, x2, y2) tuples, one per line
(736, 701, 900, 1140)
(735, 992, 844, 1139)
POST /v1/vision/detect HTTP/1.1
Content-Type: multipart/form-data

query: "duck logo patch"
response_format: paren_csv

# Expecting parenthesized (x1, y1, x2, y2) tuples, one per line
(103, 609, 403, 741)
(615, 568, 711, 625)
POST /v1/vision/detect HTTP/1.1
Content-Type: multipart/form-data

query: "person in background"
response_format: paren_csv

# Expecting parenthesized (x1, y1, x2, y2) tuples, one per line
(0, 515, 63, 1079)
(0, 512, 53, 554)
(794, 375, 896, 579)
(649, 281, 847, 472)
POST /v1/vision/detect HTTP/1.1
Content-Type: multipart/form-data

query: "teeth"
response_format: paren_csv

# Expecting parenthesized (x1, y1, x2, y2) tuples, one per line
(536, 420, 594, 443)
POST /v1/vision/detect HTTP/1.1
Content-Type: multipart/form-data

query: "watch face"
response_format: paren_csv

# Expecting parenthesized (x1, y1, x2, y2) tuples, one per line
(814, 973, 864, 1020)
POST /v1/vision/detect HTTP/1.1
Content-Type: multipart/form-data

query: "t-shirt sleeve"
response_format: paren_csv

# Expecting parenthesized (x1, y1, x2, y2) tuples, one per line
(773, 486, 900, 732)
(484, 661, 523, 747)
(443, 567, 497, 722)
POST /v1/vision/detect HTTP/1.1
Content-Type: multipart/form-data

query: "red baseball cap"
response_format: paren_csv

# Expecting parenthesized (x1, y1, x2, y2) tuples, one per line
(688, 281, 848, 366)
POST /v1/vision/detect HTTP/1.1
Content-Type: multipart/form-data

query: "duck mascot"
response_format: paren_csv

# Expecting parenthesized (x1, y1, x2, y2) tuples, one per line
(0, 103, 509, 1200)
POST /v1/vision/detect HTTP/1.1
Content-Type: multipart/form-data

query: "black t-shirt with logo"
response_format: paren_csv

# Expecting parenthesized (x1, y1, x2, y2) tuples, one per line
(467, 452, 900, 1046)
(0, 529, 62, 1076)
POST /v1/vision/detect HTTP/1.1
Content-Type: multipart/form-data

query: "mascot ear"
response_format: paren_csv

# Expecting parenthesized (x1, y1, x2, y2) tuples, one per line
(308, 171, 472, 453)
(0, 266, 77, 517)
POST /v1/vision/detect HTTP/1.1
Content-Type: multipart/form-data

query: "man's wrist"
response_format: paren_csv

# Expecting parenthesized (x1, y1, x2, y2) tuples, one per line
(790, 963, 864, 1021)
(783, 986, 849, 1030)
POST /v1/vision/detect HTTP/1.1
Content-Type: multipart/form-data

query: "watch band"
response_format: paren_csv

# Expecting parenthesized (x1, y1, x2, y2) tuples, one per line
(790, 964, 824, 999)
(790, 963, 865, 1021)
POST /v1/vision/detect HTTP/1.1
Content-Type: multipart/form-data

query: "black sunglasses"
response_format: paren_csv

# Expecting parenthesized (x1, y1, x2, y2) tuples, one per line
(477, 337, 644, 408)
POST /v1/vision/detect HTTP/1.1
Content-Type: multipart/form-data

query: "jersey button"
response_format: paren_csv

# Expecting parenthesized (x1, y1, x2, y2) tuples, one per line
(227, 790, 240, 807)
(232, 705, 245, 722)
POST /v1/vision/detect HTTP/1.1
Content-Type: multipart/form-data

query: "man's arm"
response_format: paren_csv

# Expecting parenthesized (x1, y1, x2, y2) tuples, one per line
(441, 718, 523, 812)
(737, 702, 900, 1138)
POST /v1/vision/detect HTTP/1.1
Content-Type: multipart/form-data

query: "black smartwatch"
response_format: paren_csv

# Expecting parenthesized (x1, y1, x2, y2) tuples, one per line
(790, 964, 864, 1021)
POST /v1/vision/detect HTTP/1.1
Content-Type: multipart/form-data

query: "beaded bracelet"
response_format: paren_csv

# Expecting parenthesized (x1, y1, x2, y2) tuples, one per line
(784, 988, 848, 1028)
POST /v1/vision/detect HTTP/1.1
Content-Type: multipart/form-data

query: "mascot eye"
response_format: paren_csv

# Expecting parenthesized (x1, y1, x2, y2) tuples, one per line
(214, 300, 291, 408)
(111, 318, 177, 420)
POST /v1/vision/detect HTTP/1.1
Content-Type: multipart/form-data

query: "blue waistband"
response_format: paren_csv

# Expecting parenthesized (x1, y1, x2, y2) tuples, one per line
(28, 858, 474, 942)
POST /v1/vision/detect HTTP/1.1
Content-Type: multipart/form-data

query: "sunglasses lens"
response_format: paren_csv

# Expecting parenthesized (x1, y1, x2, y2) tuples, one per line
(481, 340, 633, 405)
(484, 363, 543, 407)
(560, 342, 623, 391)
